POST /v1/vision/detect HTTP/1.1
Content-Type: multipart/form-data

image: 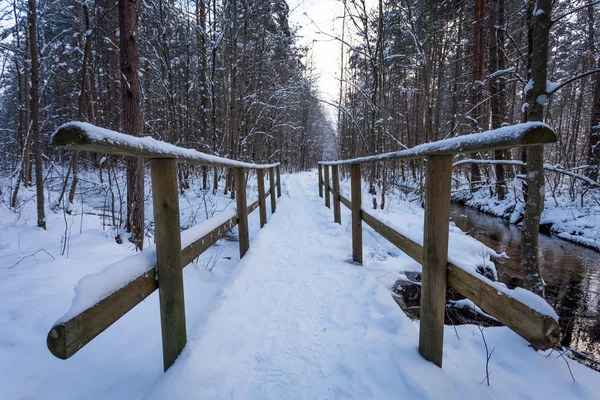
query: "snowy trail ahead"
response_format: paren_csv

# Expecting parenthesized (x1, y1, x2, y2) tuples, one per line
(145, 172, 462, 399)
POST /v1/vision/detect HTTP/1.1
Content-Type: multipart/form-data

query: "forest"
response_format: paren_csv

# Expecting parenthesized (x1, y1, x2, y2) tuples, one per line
(1, 0, 600, 398)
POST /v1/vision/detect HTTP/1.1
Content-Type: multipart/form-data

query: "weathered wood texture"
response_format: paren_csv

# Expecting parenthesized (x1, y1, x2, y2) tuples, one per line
(52, 123, 280, 169)
(337, 194, 560, 351)
(276, 166, 282, 198)
(324, 165, 330, 208)
(150, 159, 187, 371)
(269, 167, 276, 213)
(257, 169, 267, 227)
(47, 268, 158, 360)
(235, 167, 249, 258)
(418, 155, 453, 368)
(318, 164, 323, 198)
(331, 165, 341, 224)
(319, 123, 556, 166)
(350, 164, 362, 264)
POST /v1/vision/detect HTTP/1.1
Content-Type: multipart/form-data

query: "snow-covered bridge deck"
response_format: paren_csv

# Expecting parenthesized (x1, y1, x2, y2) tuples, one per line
(145, 173, 463, 399)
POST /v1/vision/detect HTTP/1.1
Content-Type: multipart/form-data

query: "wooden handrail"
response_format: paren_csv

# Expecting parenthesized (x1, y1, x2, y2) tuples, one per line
(52, 122, 279, 169)
(336, 193, 560, 350)
(318, 122, 555, 166)
(48, 122, 282, 371)
(47, 189, 271, 361)
(319, 124, 558, 368)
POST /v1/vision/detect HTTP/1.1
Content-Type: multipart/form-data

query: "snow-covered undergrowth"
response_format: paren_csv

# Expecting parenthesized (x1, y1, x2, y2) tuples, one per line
(0, 170, 598, 399)
(452, 175, 600, 250)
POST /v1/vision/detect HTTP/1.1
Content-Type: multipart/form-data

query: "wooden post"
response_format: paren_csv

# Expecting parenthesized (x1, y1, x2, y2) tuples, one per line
(350, 163, 362, 264)
(419, 155, 453, 368)
(150, 159, 187, 371)
(269, 167, 276, 213)
(318, 164, 323, 198)
(257, 169, 267, 228)
(276, 165, 282, 198)
(235, 167, 249, 258)
(332, 165, 341, 224)
(324, 164, 330, 208)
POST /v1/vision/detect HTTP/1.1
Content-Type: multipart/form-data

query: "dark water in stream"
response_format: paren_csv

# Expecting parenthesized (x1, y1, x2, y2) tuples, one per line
(449, 203, 600, 363)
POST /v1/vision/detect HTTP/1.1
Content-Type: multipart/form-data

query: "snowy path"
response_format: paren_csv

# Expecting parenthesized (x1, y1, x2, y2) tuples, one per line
(145, 172, 462, 399)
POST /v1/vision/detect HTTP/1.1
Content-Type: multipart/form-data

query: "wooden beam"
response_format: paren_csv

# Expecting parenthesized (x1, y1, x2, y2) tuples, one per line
(318, 164, 323, 198)
(276, 165, 282, 198)
(47, 269, 158, 360)
(331, 165, 341, 224)
(269, 167, 276, 213)
(447, 265, 560, 349)
(339, 192, 560, 351)
(150, 159, 187, 371)
(47, 195, 267, 361)
(52, 122, 280, 169)
(350, 164, 362, 264)
(324, 165, 330, 208)
(181, 216, 237, 266)
(257, 169, 267, 228)
(318, 123, 556, 166)
(419, 155, 453, 368)
(235, 167, 249, 258)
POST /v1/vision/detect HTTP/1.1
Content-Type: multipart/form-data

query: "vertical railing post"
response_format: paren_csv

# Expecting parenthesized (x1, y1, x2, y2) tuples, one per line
(235, 167, 249, 258)
(419, 155, 453, 368)
(332, 165, 341, 224)
(276, 165, 282, 198)
(318, 164, 323, 198)
(257, 168, 267, 228)
(150, 159, 187, 371)
(269, 167, 276, 213)
(350, 163, 362, 263)
(324, 164, 330, 208)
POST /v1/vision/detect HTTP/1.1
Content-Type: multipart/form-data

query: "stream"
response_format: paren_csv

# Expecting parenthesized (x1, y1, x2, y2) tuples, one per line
(449, 203, 600, 363)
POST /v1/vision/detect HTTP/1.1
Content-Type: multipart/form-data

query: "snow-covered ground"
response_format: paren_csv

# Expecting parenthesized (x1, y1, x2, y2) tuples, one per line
(453, 176, 600, 250)
(1, 170, 599, 399)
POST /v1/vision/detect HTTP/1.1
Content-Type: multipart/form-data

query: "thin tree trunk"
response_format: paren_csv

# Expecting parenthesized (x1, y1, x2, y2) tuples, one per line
(522, 0, 552, 297)
(28, 0, 45, 229)
(119, 0, 145, 250)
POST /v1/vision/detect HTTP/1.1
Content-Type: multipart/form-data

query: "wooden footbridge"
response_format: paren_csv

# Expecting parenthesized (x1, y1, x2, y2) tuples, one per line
(47, 121, 559, 374)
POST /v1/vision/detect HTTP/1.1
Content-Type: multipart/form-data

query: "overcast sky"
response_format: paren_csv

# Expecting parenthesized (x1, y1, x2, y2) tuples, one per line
(288, 0, 346, 122)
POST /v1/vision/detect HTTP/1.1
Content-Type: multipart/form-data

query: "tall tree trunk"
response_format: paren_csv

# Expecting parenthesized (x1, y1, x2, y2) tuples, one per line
(470, 0, 485, 191)
(119, 0, 145, 250)
(489, 0, 507, 199)
(522, 0, 552, 297)
(588, 57, 600, 181)
(28, 0, 45, 229)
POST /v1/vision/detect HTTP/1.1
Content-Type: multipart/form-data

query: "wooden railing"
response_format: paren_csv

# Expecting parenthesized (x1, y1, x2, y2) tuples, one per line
(318, 122, 560, 368)
(47, 122, 282, 371)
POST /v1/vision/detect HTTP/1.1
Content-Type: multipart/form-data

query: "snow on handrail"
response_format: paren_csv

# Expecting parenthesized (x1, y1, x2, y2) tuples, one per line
(319, 122, 555, 165)
(52, 121, 280, 169)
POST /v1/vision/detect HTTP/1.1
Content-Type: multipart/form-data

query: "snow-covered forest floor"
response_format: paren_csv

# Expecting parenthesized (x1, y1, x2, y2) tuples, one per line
(451, 175, 600, 250)
(1, 170, 599, 399)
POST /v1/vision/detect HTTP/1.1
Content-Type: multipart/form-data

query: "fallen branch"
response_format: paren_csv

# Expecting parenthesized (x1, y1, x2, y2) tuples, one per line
(8, 249, 55, 270)
(453, 159, 600, 188)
